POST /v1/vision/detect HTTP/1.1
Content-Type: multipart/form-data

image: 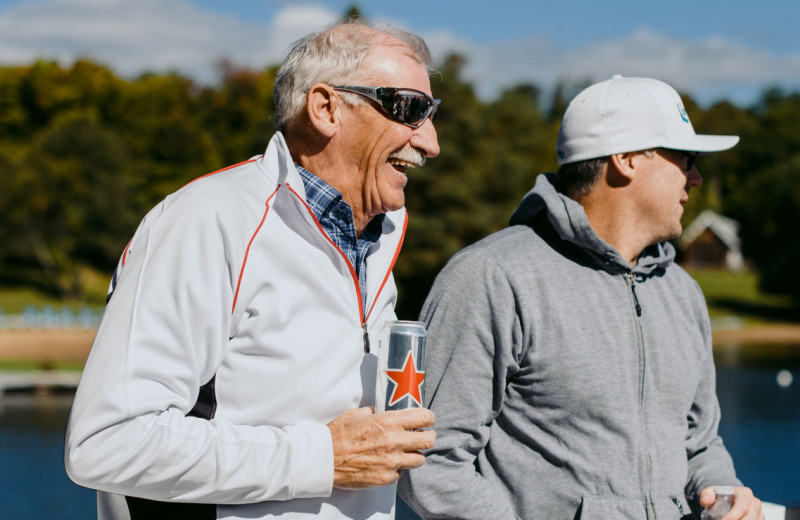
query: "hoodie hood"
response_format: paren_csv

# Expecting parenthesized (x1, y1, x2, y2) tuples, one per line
(509, 172, 674, 275)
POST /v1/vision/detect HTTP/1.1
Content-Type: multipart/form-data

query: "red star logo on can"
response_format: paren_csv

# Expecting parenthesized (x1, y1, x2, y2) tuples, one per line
(385, 350, 426, 407)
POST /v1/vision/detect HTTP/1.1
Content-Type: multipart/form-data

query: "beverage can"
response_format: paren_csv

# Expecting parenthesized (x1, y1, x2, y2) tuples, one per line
(375, 320, 427, 412)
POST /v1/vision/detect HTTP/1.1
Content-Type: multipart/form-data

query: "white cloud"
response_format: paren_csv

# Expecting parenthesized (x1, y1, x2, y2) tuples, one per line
(259, 5, 340, 64)
(428, 27, 800, 104)
(0, 0, 338, 83)
(417, 29, 472, 66)
(1, 0, 798, 105)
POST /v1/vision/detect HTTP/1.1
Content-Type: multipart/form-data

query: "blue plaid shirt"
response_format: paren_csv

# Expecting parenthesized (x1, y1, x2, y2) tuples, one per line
(296, 165, 384, 317)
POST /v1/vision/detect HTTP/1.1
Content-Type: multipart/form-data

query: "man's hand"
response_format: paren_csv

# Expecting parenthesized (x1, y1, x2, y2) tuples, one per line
(699, 486, 764, 520)
(327, 407, 436, 489)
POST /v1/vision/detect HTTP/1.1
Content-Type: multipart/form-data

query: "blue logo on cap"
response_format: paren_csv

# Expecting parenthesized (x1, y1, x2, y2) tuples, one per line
(677, 104, 689, 123)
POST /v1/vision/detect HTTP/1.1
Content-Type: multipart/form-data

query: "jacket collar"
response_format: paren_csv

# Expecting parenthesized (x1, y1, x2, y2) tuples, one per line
(256, 131, 407, 243)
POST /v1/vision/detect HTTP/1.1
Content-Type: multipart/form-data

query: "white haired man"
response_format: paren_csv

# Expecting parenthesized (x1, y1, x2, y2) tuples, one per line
(66, 20, 440, 520)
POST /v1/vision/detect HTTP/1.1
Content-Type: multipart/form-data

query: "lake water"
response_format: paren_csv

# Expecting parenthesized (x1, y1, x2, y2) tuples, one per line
(1, 353, 798, 519)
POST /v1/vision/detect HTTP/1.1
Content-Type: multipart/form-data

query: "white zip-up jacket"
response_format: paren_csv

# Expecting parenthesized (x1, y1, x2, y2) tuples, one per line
(65, 132, 408, 520)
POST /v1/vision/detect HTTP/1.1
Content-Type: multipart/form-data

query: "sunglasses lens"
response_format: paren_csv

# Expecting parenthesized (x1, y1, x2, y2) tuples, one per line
(393, 91, 432, 125)
(686, 153, 698, 171)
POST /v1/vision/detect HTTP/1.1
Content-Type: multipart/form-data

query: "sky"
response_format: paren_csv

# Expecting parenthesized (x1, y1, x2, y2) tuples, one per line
(1, 0, 799, 107)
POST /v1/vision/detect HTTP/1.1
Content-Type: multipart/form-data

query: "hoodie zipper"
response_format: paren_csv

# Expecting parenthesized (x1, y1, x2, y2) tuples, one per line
(626, 271, 642, 316)
(627, 270, 655, 519)
(672, 497, 686, 517)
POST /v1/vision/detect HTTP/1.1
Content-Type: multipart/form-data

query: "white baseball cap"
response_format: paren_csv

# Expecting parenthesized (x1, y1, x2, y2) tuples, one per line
(556, 75, 739, 165)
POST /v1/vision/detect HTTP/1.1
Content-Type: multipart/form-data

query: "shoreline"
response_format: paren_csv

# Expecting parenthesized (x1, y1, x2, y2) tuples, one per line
(711, 325, 800, 346)
(0, 329, 95, 364)
(0, 326, 799, 365)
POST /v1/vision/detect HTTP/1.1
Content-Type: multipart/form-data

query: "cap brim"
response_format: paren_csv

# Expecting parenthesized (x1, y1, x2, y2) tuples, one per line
(665, 134, 740, 153)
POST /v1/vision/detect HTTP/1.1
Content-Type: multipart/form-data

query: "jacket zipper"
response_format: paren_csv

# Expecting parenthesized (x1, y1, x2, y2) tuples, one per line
(286, 182, 406, 353)
(626, 272, 642, 316)
(362, 326, 369, 353)
(627, 270, 654, 519)
(672, 497, 686, 517)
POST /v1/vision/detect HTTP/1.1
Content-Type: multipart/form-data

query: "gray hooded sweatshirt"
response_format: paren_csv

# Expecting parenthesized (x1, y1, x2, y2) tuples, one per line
(398, 173, 740, 520)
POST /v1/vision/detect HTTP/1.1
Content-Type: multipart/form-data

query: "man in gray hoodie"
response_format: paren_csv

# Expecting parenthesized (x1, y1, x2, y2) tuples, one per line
(398, 76, 764, 519)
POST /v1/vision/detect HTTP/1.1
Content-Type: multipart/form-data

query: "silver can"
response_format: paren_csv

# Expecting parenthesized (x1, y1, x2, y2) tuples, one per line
(375, 320, 427, 412)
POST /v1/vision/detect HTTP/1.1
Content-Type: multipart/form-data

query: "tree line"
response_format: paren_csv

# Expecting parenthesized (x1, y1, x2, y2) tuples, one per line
(1, 57, 799, 318)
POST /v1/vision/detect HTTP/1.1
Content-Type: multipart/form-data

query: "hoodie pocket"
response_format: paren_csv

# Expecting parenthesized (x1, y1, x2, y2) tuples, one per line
(578, 495, 647, 519)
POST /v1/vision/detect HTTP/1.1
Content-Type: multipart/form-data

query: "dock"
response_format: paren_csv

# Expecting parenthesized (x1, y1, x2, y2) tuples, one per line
(0, 370, 81, 395)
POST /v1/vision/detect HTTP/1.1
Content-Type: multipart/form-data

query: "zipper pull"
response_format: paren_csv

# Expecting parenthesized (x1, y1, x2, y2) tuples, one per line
(626, 272, 642, 317)
(672, 497, 687, 517)
(362, 323, 370, 353)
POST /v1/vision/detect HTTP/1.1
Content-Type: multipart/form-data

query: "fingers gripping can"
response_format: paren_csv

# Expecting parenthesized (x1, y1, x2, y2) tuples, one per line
(375, 320, 427, 412)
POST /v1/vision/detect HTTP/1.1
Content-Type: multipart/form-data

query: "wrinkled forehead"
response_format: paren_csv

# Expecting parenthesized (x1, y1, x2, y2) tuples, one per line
(358, 40, 427, 84)
(374, 32, 425, 64)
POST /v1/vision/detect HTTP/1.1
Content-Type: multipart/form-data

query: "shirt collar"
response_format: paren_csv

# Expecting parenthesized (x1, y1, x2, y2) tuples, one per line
(294, 164, 386, 232)
(295, 164, 342, 221)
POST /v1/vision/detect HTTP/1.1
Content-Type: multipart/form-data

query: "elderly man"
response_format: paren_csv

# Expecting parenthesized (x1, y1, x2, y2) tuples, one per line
(399, 76, 763, 519)
(65, 20, 439, 520)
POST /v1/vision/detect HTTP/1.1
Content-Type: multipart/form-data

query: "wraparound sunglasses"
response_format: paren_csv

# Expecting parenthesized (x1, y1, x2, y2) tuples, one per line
(333, 85, 440, 128)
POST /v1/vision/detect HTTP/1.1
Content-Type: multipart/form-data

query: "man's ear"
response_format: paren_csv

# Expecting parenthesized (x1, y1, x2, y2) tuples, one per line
(305, 83, 340, 138)
(609, 152, 637, 182)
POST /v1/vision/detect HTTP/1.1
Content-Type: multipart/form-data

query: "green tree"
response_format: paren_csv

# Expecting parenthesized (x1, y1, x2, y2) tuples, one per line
(2, 56, 800, 311)
(681, 97, 760, 224)
(395, 58, 559, 318)
(0, 65, 32, 141)
(198, 61, 277, 165)
(725, 89, 800, 303)
(3, 112, 134, 299)
(343, 5, 364, 21)
(394, 54, 486, 317)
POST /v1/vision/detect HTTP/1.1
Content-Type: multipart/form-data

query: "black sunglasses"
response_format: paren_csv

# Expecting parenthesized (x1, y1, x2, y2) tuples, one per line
(661, 148, 699, 172)
(332, 85, 440, 128)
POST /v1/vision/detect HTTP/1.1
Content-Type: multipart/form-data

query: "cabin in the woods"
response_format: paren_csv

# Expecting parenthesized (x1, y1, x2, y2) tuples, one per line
(679, 210, 744, 271)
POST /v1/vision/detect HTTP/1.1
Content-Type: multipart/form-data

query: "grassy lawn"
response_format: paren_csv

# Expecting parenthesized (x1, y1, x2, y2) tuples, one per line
(0, 287, 104, 314)
(686, 268, 798, 327)
(0, 360, 85, 371)
(0, 268, 108, 314)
